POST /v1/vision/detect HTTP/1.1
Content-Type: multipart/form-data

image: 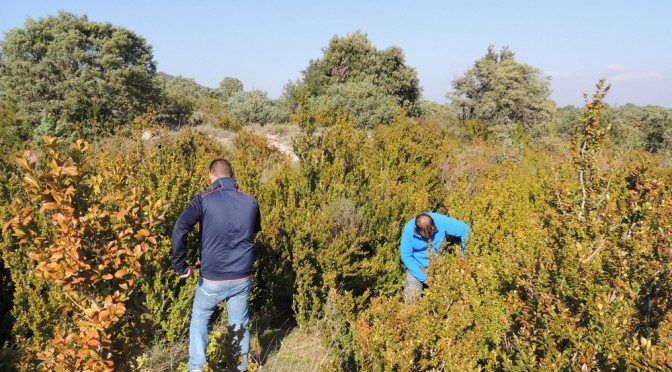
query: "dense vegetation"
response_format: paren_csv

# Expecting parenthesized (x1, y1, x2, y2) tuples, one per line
(1, 13, 671, 371)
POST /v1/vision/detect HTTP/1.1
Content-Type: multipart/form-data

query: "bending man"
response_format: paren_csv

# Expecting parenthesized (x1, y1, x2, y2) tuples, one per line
(400, 212, 469, 301)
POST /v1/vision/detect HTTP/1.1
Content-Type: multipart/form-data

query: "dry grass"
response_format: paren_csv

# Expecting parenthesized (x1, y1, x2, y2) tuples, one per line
(244, 123, 301, 138)
(137, 337, 188, 371)
(252, 325, 330, 371)
(243, 123, 301, 164)
(192, 123, 238, 153)
(137, 320, 331, 371)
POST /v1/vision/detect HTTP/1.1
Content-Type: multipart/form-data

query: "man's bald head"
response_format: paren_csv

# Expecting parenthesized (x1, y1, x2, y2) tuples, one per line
(415, 213, 436, 240)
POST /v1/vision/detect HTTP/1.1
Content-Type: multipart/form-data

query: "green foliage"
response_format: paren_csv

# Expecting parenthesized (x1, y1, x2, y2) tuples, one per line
(249, 112, 465, 351)
(337, 80, 671, 370)
(358, 258, 507, 371)
(0, 343, 17, 372)
(555, 103, 672, 154)
(417, 100, 460, 128)
(302, 31, 420, 109)
(555, 104, 582, 137)
(0, 104, 28, 201)
(204, 321, 245, 372)
(158, 74, 220, 128)
(606, 103, 672, 153)
(320, 289, 366, 371)
(309, 80, 400, 129)
(219, 77, 244, 100)
(497, 80, 672, 370)
(197, 97, 241, 130)
(296, 31, 421, 127)
(0, 215, 59, 367)
(0, 104, 22, 153)
(0, 12, 161, 138)
(227, 90, 289, 125)
(354, 135, 551, 370)
(0, 134, 23, 344)
(448, 45, 556, 138)
(277, 80, 301, 117)
(572, 79, 611, 221)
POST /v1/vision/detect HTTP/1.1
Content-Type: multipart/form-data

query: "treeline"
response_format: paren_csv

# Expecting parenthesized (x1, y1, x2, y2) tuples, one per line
(1, 12, 671, 371)
(2, 13, 671, 151)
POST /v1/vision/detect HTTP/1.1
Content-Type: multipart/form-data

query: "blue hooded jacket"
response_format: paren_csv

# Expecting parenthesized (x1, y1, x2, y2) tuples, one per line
(172, 177, 261, 280)
(400, 212, 469, 283)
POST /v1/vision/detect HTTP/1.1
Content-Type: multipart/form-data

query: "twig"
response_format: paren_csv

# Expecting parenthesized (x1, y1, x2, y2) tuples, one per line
(597, 148, 630, 209)
(64, 291, 90, 316)
(578, 140, 588, 220)
(83, 292, 102, 311)
(583, 236, 606, 263)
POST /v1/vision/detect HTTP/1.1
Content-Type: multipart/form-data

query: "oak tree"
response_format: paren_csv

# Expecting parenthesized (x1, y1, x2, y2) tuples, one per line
(0, 12, 161, 138)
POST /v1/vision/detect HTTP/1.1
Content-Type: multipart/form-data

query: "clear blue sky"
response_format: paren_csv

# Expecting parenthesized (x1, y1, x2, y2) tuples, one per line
(1, 1, 671, 107)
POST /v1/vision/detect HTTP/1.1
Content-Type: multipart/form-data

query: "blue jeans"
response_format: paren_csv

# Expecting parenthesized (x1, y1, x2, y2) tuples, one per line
(188, 276, 252, 371)
(404, 271, 427, 302)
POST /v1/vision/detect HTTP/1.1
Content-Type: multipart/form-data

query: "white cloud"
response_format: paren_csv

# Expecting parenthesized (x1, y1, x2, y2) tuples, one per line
(605, 64, 670, 82)
(610, 71, 668, 82)
(606, 64, 626, 72)
(546, 65, 671, 84)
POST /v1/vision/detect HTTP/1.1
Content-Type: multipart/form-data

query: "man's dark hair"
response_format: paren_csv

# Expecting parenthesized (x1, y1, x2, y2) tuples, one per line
(209, 158, 234, 178)
(415, 213, 436, 238)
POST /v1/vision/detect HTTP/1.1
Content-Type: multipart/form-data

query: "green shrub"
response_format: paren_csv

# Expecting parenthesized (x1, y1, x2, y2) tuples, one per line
(309, 80, 400, 129)
(227, 90, 289, 125)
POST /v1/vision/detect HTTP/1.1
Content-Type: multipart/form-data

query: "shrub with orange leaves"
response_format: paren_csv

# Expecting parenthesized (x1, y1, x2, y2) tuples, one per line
(3, 136, 166, 370)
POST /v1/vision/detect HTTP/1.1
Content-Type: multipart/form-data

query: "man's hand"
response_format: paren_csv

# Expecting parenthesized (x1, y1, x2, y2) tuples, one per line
(179, 266, 192, 279)
(423, 277, 431, 286)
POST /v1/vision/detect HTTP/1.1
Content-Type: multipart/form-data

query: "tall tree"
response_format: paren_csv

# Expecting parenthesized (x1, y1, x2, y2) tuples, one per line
(159, 74, 220, 127)
(219, 77, 244, 100)
(0, 12, 161, 138)
(448, 46, 556, 136)
(297, 31, 421, 127)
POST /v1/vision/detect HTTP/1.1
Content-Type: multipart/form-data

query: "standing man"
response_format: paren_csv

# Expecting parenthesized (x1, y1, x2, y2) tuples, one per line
(172, 158, 261, 372)
(400, 212, 469, 301)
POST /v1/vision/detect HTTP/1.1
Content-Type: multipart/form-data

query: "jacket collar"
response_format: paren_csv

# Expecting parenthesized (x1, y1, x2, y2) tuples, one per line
(209, 177, 238, 191)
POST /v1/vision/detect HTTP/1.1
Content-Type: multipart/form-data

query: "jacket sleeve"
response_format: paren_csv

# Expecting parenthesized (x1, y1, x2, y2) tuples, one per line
(171, 195, 203, 275)
(400, 222, 427, 283)
(437, 215, 469, 257)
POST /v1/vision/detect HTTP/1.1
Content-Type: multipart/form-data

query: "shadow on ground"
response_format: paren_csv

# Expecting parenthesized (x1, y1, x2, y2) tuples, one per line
(251, 318, 298, 367)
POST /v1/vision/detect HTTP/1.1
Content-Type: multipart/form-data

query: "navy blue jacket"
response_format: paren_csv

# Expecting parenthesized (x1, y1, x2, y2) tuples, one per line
(172, 177, 261, 280)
